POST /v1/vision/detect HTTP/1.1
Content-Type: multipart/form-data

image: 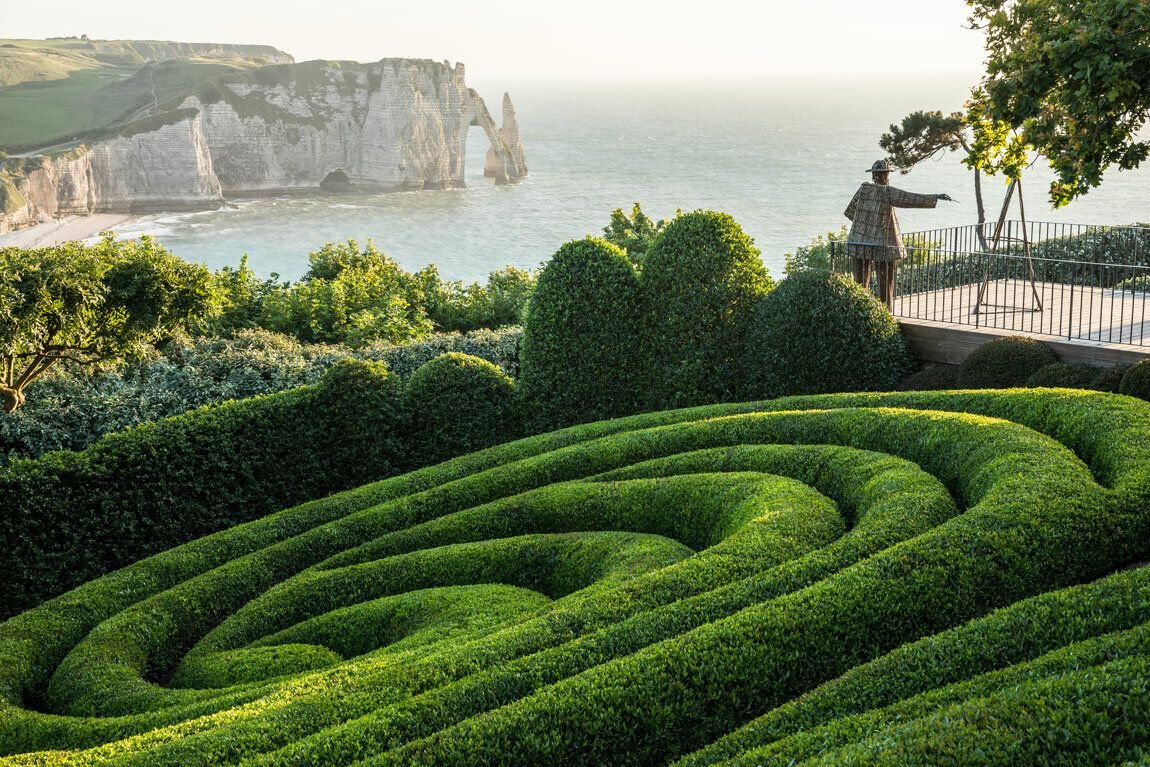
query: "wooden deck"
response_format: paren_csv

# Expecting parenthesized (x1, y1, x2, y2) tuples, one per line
(893, 279, 1150, 366)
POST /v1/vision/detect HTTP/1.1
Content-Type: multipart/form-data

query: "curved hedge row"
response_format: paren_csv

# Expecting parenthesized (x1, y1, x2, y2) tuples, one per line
(0, 389, 1148, 765)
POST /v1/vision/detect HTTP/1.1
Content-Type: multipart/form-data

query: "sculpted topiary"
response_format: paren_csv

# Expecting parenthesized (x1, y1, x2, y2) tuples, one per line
(956, 336, 1059, 388)
(519, 237, 642, 430)
(1026, 362, 1102, 389)
(407, 352, 520, 465)
(642, 210, 774, 408)
(743, 271, 912, 398)
(1119, 359, 1150, 402)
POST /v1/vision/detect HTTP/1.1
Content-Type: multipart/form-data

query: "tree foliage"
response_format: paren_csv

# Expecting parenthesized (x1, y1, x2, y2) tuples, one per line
(0, 235, 213, 412)
(967, 0, 1150, 206)
(601, 203, 677, 266)
(258, 240, 432, 347)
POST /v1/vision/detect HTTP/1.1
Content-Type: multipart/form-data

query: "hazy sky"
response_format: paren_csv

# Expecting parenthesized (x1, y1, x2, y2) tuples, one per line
(1, 0, 986, 78)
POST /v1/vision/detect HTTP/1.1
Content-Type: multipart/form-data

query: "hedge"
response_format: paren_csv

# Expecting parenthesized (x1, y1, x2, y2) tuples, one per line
(519, 238, 643, 430)
(642, 211, 774, 408)
(0, 389, 1147, 765)
(406, 353, 521, 465)
(956, 335, 1059, 388)
(742, 271, 911, 398)
(0, 359, 408, 617)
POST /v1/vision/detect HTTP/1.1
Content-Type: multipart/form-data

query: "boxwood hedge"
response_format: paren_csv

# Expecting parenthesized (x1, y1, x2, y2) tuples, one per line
(0, 389, 1147, 766)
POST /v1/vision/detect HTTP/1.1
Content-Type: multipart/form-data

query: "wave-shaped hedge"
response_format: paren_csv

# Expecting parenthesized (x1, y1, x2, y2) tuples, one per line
(1, 389, 1149, 765)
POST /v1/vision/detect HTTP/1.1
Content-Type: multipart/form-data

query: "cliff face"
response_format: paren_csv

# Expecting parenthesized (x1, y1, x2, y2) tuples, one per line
(0, 59, 525, 233)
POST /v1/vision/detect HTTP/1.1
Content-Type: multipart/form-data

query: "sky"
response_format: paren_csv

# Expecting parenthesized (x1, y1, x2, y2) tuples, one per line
(0, 0, 987, 78)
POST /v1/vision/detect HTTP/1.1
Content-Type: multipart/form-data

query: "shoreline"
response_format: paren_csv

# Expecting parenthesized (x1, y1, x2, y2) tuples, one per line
(0, 214, 138, 249)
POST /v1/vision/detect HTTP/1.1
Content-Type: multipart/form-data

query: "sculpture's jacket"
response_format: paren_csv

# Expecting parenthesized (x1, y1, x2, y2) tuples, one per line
(844, 182, 938, 261)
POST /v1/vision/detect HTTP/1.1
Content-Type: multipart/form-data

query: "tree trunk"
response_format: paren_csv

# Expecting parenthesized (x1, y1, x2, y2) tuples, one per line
(1, 386, 24, 413)
(973, 167, 989, 251)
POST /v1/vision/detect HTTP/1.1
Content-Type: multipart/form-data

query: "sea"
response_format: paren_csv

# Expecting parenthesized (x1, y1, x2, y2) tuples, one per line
(109, 75, 1150, 283)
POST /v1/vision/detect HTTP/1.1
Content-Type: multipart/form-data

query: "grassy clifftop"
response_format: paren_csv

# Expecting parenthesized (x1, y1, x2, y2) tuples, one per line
(0, 37, 293, 150)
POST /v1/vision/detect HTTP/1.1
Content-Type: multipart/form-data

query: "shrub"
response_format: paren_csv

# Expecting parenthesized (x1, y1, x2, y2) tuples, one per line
(742, 271, 912, 398)
(1, 390, 1147, 765)
(642, 210, 774, 408)
(899, 364, 959, 391)
(0, 359, 408, 616)
(257, 240, 433, 346)
(956, 335, 1059, 388)
(1026, 362, 1101, 389)
(1094, 364, 1130, 393)
(407, 353, 520, 465)
(0, 327, 521, 466)
(520, 237, 643, 430)
(365, 326, 522, 380)
(1119, 359, 1150, 401)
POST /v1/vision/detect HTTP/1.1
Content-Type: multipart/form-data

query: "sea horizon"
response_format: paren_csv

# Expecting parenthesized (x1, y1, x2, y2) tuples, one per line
(37, 74, 1150, 282)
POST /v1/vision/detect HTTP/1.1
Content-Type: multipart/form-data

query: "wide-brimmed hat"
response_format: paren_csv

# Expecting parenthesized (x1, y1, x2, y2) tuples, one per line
(867, 159, 894, 174)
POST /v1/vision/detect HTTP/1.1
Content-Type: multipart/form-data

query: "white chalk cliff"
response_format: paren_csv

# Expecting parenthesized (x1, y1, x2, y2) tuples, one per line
(0, 59, 527, 233)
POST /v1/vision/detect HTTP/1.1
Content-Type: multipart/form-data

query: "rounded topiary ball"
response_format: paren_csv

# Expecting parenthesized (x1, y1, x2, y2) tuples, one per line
(1026, 362, 1102, 389)
(742, 271, 912, 398)
(899, 364, 959, 391)
(956, 336, 1058, 388)
(1093, 365, 1130, 393)
(407, 352, 520, 465)
(1119, 359, 1150, 401)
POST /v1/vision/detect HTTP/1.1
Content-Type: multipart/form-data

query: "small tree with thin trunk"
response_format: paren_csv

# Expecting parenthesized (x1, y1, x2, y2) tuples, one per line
(880, 109, 995, 248)
(0, 234, 213, 412)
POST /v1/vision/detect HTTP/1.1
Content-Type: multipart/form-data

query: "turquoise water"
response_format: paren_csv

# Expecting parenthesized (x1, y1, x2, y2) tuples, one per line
(111, 76, 1150, 282)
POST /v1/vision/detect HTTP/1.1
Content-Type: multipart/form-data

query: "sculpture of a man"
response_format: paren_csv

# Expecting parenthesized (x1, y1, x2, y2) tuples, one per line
(844, 159, 951, 309)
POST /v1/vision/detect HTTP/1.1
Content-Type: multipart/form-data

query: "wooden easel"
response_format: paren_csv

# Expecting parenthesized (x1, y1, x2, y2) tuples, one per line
(974, 175, 1043, 315)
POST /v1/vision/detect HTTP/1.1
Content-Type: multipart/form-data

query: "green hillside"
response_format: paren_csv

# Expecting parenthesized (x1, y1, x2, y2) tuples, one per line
(0, 38, 291, 150)
(1, 388, 1148, 765)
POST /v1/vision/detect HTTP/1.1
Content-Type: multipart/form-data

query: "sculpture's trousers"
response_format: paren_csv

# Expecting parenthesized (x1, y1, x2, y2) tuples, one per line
(851, 258, 898, 311)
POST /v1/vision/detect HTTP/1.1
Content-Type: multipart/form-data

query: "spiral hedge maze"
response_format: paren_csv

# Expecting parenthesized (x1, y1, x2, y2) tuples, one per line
(3, 389, 1150, 765)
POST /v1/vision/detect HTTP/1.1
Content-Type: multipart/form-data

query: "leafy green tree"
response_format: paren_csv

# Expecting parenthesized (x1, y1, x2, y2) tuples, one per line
(201, 254, 283, 336)
(601, 203, 677, 266)
(0, 235, 213, 412)
(784, 226, 848, 276)
(642, 210, 774, 408)
(966, 0, 1150, 206)
(880, 110, 995, 245)
(418, 265, 536, 332)
(259, 240, 432, 346)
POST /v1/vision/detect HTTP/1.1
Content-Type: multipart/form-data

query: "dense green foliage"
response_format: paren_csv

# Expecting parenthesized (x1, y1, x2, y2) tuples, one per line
(0, 326, 521, 464)
(407, 353, 520, 465)
(417, 265, 536, 332)
(0, 359, 407, 616)
(520, 237, 643, 430)
(783, 227, 847, 276)
(967, 0, 1150, 206)
(1, 389, 1147, 765)
(899, 364, 959, 391)
(642, 211, 774, 408)
(956, 335, 1059, 388)
(601, 203, 677, 266)
(204, 247, 534, 343)
(1026, 362, 1102, 389)
(0, 235, 213, 412)
(1120, 359, 1150, 401)
(742, 271, 911, 397)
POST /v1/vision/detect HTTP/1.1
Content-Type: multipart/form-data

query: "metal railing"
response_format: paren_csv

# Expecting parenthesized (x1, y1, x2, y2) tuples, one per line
(829, 221, 1150, 346)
